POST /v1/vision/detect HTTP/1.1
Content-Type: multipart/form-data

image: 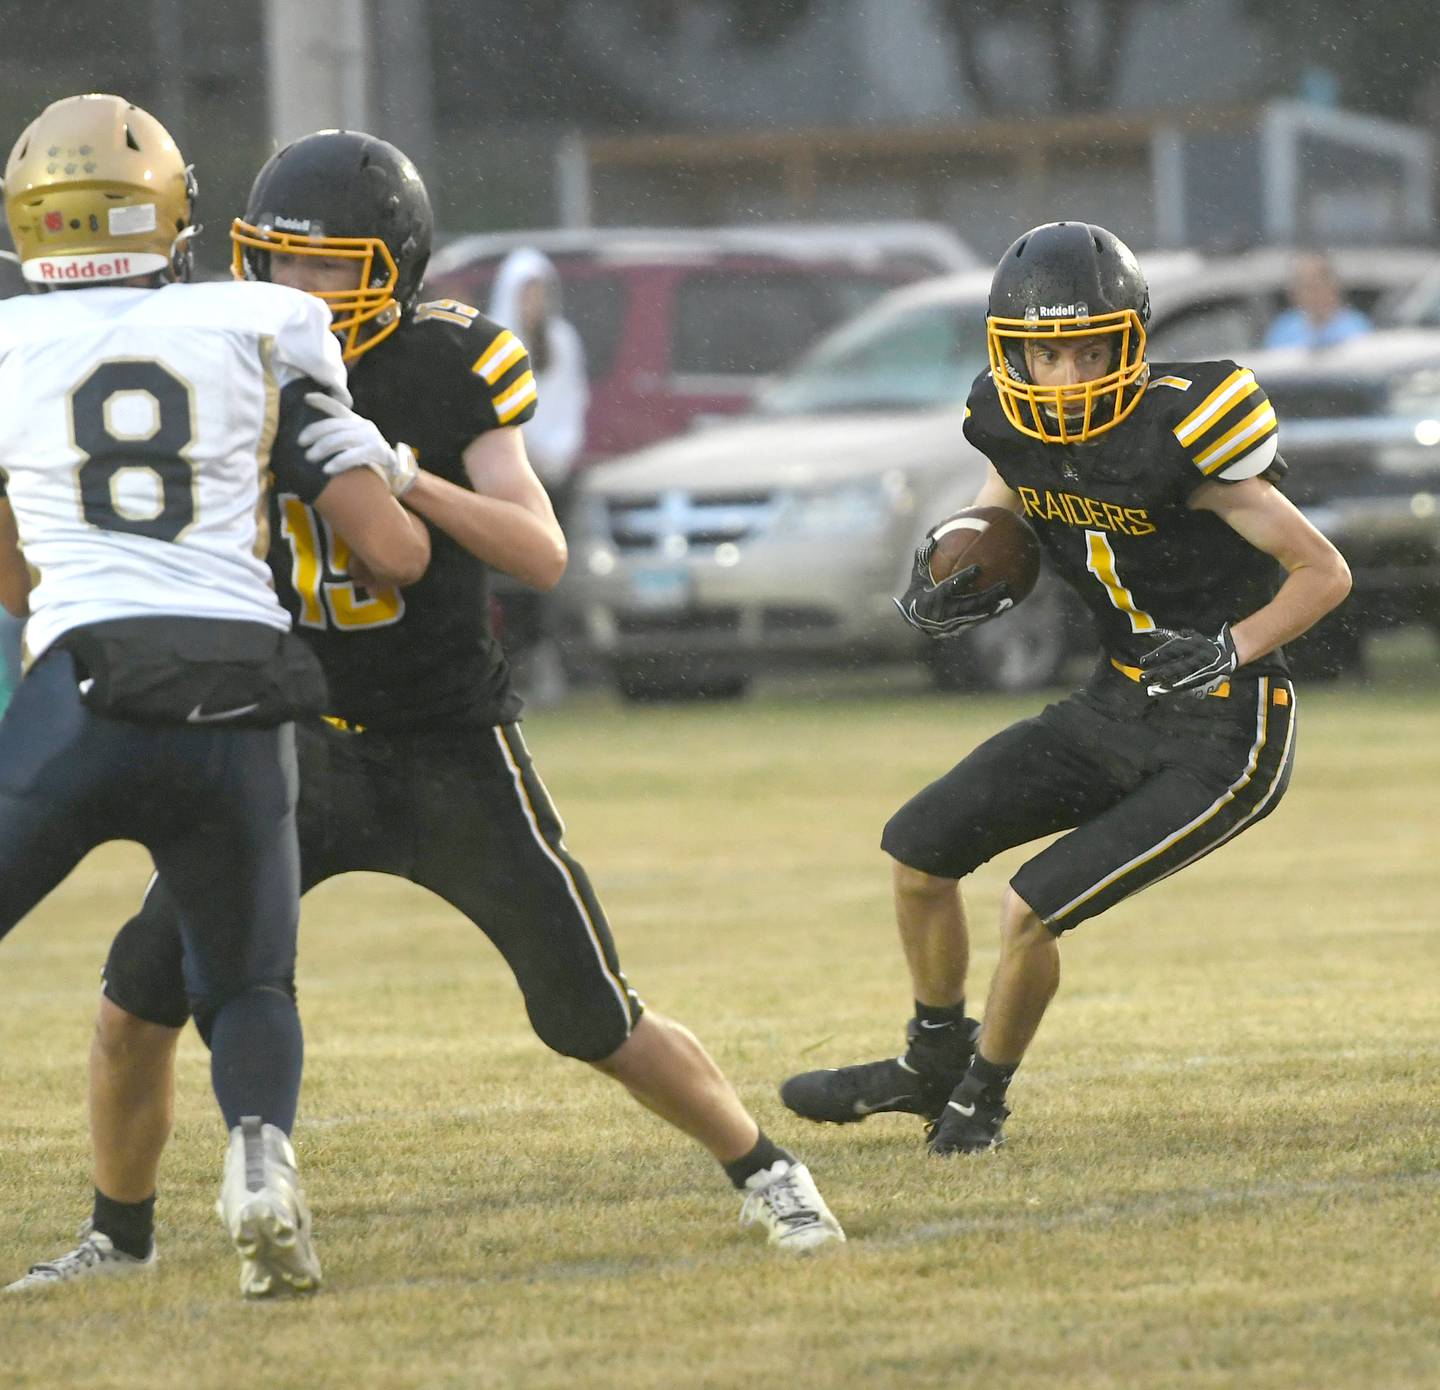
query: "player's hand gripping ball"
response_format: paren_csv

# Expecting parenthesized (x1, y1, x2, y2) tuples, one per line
(893, 506, 1040, 639)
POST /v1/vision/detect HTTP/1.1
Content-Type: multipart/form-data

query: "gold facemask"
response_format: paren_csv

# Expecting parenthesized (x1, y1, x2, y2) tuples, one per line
(3, 93, 194, 287)
(230, 219, 400, 362)
(986, 308, 1148, 444)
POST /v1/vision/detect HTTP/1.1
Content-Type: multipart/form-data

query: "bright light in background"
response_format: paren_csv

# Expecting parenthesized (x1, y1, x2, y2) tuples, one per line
(1411, 493, 1436, 519)
(1413, 419, 1440, 447)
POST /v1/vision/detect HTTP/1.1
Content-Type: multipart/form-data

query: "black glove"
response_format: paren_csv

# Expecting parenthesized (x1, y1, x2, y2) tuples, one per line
(1138, 623, 1239, 698)
(893, 539, 1013, 640)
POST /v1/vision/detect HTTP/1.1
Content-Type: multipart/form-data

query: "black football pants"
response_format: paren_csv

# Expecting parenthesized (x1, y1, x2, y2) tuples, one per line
(882, 662, 1297, 933)
(103, 716, 643, 1062)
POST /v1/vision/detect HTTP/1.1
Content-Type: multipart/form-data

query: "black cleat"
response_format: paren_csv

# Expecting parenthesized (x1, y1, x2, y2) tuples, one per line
(925, 1074, 1010, 1156)
(781, 1019, 977, 1126)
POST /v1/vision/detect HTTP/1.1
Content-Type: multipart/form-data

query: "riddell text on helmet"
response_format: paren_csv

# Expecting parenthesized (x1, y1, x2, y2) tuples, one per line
(38, 256, 134, 280)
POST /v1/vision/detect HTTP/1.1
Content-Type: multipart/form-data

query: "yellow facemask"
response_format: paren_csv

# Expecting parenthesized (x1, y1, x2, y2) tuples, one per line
(230, 219, 401, 363)
(986, 308, 1149, 445)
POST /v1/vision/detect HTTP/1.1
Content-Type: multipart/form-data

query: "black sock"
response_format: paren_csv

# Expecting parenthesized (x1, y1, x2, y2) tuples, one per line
(92, 1189, 155, 1261)
(722, 1132, 793, 1190)
(968, 1051, 1018, 1098)
(914, 999, 968, 1031)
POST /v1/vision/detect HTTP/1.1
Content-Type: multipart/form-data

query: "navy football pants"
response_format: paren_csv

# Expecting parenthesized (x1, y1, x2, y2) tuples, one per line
(0, 647, 304, 1131)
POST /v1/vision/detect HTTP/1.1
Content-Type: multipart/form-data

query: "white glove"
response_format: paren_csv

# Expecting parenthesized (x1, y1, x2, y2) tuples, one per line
(300, 391, 419, 497)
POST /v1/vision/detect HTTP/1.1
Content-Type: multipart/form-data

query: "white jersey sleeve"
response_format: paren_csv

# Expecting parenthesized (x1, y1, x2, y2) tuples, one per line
(269, 287, 350, 401)
(0, 280, 345, 661)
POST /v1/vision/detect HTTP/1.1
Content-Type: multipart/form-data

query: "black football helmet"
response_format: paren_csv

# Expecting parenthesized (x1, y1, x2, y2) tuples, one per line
(231, 129, 432, 361)
(986, 222, 1150, 444)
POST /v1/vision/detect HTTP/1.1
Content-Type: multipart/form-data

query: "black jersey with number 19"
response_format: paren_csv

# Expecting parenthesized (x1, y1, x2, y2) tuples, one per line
(268, 300, 539, 731)
(962, 358, 1288, 676)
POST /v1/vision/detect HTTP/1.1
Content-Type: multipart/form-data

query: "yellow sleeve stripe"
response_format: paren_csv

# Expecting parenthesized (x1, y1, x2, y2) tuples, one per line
(1196, 401, 1278, 474)
(494, 371, 537, 424)
(1174, 368, 1257, 445)
(472, 330, 525, 384)
(1149, 374, 1193, 391)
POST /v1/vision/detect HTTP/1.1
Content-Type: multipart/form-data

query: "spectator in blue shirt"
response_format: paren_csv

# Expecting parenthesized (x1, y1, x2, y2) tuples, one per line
(1264, 253, 1372, 350)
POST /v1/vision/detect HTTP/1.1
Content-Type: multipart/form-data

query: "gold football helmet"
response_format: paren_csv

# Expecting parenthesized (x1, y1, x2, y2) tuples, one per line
(2, 93, 196, 287)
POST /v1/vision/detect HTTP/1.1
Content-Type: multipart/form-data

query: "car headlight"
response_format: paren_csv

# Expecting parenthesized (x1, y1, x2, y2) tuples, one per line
(566, 489, 620, 576)
(1388, 367, 1440, 420)
(568, 487, 609, 541)
(773, 470, 913, 538)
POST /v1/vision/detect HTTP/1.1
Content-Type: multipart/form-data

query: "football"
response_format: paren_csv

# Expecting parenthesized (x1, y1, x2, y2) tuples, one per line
(925, 505, 1041, 605)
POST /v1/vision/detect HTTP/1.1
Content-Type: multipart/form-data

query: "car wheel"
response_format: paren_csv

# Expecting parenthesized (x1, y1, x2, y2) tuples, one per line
(926, 577, 1075, 694)
(614, 660, 751, 704)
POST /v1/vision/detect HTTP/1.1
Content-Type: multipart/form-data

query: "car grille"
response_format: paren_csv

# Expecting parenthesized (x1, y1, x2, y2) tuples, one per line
(1265, 381, 1385, 420)
(617, 608, 741, 636)
(604, 490, 776, 553)
(761, 605, 837, 633)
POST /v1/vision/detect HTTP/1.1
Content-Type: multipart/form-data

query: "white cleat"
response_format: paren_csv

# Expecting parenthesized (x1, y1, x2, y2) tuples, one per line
(739, 1160, 847, 1253)
(4, 1220, 156, 1293)
(216, 1116, 322, 1298)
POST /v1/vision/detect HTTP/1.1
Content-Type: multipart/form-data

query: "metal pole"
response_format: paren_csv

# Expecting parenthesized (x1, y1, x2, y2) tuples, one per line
(148, 0, 189, 146)
(264, 0, 372, 148)
(371, 0, 435, 167)
(1150, 126, 1185, 249)
(556, 131, 593, 229)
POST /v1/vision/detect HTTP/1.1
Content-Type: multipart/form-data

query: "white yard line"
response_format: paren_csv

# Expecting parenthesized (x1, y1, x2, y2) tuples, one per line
(338, 1169, 1439, 1293)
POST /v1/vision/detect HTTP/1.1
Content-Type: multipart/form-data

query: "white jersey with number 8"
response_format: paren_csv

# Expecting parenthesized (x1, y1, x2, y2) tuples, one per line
(0, 279, 348, 661)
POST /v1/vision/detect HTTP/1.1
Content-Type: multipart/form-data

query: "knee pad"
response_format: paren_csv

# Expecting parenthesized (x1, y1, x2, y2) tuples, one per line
(102, 912, 192, 1029)
(526, 993, 640, 1064)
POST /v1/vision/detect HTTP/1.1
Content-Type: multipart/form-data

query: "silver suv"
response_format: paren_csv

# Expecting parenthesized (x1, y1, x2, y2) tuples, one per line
(564, 248, 1440, 700)
(563, 267, 1067, 700)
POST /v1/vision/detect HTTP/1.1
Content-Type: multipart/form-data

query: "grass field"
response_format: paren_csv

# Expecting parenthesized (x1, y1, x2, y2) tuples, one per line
(4, 660, 1440, 1389)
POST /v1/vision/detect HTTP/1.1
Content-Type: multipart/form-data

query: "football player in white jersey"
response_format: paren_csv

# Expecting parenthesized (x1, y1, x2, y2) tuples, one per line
(0, 94, 430, 1298)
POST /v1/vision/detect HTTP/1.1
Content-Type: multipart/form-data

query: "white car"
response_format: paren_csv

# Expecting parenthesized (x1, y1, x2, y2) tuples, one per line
(564, 247, 1440, 701)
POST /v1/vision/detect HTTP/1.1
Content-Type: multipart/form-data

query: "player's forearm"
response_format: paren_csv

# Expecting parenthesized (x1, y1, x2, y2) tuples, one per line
(0, 507, 30, 616)
(0, 553, 29, 617)
(1230, 554, 1352, 666)
(0, 581, 28, 618)
(404, 469, 568, 590)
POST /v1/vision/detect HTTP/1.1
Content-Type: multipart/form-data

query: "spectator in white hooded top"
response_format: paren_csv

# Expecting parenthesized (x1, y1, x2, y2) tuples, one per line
(487, 248, 589, 705)
(487, 248, 589, 493)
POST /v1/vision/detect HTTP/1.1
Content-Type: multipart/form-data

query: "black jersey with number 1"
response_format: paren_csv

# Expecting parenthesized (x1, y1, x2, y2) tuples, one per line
(962, 359, 1288, 676)
(268, 300, 539, 731)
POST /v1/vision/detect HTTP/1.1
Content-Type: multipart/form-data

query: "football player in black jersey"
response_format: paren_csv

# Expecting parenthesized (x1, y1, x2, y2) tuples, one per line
(8, 132, 842, 1292)
(782, 222, 1351, 1157)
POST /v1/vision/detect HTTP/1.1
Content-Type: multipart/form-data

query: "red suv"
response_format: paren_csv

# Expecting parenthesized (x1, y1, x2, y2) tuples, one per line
(423, 225, 973, 461)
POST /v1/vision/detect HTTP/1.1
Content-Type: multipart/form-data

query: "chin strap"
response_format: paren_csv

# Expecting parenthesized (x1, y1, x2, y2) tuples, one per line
(168, 224, 202, 283)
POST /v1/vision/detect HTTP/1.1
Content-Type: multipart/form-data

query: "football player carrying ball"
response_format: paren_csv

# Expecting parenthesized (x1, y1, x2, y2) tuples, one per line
(783, 222, 1351, 1157)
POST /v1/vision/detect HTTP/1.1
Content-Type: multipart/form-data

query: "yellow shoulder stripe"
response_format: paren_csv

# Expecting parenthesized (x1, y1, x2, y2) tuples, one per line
(416, 298, 481, 328)
(1173, 368, 1256, 445)
(494, 370, 537, 424)
(1149, 374, 1192, 391)
(1195, 400, 1278, 474)
(472, 329, 525, 385)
